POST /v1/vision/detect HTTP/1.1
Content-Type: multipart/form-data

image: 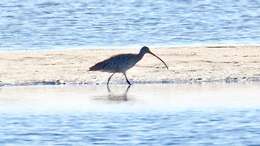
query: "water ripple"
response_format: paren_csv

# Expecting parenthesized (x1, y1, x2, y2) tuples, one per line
(0, 0, 260, 50)
(2, 111, 260, 145)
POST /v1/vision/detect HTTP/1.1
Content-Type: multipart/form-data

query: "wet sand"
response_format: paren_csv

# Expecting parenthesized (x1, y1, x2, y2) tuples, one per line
(1, 45, 260, 86)
(1, 83, 260, 114)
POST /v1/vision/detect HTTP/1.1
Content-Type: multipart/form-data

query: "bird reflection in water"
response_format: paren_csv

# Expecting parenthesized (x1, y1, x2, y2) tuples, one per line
(106, 85, 131, 101)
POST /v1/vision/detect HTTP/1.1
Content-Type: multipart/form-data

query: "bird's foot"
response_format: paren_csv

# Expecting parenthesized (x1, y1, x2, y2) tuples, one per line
(126, 80, 131, 85)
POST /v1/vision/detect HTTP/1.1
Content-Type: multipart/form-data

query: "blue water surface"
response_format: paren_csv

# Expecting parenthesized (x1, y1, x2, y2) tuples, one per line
(1, 111, 260, 146)
(0, 0, 260, 50)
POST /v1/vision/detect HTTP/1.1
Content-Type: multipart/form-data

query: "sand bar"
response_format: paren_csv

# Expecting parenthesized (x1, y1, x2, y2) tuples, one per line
(1, 45, 260, 86)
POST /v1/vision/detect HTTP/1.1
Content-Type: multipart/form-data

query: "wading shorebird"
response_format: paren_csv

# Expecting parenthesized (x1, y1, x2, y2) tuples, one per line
(89, 46, 168, 85)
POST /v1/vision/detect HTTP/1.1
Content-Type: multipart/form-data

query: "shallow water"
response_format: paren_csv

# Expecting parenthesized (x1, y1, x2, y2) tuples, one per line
(1, 0, 260, 50)
(1, 111, 260, 146)
(1, 84, 260, 145)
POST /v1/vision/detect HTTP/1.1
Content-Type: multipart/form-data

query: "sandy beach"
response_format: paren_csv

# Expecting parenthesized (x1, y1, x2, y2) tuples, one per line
(1, 45, 260, 86)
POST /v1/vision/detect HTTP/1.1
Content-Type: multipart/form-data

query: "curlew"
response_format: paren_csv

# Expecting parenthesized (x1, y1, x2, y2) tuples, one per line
(89, 46, 168, 85)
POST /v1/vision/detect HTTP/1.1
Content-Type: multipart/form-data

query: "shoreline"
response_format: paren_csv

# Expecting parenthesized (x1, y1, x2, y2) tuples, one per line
(1, 83, 260, 114)
(1, 43, 260, 52)
(1, 45, 260, 87)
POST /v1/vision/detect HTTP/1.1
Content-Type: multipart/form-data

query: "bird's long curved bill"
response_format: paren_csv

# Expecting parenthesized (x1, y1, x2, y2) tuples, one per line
(149, 51, 169, 69)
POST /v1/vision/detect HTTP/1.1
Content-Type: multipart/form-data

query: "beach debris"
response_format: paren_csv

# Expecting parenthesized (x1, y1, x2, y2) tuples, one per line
(89, 46, 168, 85)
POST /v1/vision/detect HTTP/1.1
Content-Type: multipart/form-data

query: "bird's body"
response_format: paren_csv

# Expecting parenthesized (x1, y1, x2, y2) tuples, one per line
(89, 53, 142, 73)
(89, 46, 168, 85)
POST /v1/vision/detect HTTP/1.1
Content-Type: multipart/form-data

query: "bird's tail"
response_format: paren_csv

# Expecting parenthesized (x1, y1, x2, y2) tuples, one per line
(89, 62, 104, 71)
(89, 65, 97, 71)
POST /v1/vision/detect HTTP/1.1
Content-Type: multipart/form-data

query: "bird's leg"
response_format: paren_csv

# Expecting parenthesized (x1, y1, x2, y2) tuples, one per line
(107, 73, 115, 86)
(123, 72, 131, 85)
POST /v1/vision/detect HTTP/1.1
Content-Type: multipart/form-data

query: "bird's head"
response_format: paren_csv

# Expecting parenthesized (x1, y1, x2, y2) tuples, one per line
(140, 46, 151, 54)
(139, 46, 169, 69)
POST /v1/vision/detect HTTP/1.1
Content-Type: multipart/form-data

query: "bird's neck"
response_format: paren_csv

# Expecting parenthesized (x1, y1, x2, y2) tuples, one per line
(137, 52, 145, 61)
